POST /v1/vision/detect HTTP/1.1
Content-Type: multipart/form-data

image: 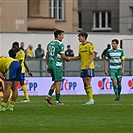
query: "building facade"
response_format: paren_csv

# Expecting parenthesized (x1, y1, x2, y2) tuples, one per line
(0, 0, 78, 32)
(78, 0, 133, 33)
(0, 0, 133, 33)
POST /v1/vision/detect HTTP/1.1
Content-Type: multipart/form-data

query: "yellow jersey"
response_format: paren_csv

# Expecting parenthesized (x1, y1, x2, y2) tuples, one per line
(26, 48, 34, 57)
(78, 42, 95, 69)
(15, 50, 25, 73)
(0, 56, 17, 73)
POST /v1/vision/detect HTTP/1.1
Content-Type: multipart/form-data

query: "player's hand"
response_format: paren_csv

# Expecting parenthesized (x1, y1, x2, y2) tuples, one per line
(66, 57, 70, 62)
(28, 71, 33, 77)
(104, 69, 108, 75)
(121, 69, 124, 75)
(85, 64, 90, 70)
(0, 72, 4, 80)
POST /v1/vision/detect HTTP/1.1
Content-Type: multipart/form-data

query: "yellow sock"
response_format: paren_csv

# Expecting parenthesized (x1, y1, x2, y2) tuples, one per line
(22, 85, 29, 100)
(1, 102, 7, 108)
(85, 86, 93, 100)
(8, 101, 15, 108)
(9, 89, 12, 100)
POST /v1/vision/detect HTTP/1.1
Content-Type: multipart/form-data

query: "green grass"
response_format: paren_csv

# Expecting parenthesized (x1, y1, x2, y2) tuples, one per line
(0, 94, 133, 133)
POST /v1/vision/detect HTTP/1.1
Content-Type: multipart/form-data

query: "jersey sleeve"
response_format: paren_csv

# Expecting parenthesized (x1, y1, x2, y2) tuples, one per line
(16, 50, 25, 61)
(60, 43, 65, 53)
(89, 43, 95, 53)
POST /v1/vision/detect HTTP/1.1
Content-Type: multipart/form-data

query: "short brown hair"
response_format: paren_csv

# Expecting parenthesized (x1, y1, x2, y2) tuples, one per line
(78, 32, 88, 39)
(112, 39, 119, 44)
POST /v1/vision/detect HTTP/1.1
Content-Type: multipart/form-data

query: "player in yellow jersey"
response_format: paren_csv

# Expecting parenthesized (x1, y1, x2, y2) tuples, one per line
(70, 32, 95, 105)
(12, 42, 33, 102)
(0, 56, 21, 111)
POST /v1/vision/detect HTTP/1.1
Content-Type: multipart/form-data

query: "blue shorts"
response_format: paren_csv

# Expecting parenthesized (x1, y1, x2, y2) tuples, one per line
(5, 61, 22, 81)
(80, 69, 94, 78)
(21, 73, 25, 80)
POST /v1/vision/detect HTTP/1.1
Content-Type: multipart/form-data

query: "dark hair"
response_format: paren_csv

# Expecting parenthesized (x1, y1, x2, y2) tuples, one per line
(78, 32, 88, 39)
(54, 30, 64, 38)
(112, 39, 119, 44)
(107, 44, 111, 48)
(67, 45, 70, 48)
(12, 41, 19, 48)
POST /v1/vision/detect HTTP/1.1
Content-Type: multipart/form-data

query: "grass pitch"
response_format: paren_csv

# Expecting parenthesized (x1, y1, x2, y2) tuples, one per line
(0, 94, 133, 133)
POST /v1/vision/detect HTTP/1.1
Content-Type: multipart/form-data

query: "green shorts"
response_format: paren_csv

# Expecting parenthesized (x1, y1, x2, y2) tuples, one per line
(48, 67, 62, 82)
(109, 69, 122, 82)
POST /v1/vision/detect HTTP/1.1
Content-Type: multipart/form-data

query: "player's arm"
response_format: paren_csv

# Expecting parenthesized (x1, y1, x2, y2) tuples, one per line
(69, 54, 80, 60)
(86, 51, 95, 69)
(104, 58, 108, 75)
(0, 72, 4, 80)
(121, 56, 125, 75)
(60, 53, 70, 62)
(45, 52, 50, 73)
(24, 61, 33, 77)
(45, 52, 48, 65)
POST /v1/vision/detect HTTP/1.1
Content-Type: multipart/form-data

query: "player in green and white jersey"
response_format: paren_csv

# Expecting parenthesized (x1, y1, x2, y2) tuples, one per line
(104, 39, 125, 101)
(45, 30, 70, 105)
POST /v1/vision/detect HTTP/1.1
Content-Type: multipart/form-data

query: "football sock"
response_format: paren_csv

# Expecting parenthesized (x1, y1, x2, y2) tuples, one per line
(1, 102, 7, 108)
(8, 101, 15, 108)
(9, 89, 12, 100)
(48, 89, 54, 96)
(118, 85, 122, 99)
(22, 85, 29, 100)
(113, 85, 119, 99)
(85, 86, 93, 100)
(56, 93, 60, 101)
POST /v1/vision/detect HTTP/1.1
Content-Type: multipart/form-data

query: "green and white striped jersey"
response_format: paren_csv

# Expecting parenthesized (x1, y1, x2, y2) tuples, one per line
(47, 40, 64, 69)
(105, 48, 124, 69)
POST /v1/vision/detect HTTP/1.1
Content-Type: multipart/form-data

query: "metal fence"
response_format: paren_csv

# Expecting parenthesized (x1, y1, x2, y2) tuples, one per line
(25, 58, 133, 77)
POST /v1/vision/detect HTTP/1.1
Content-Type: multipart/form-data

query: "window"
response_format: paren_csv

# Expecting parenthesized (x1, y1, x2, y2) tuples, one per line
(78, 11, 82, 31)
(92, 11, 112, 31)
(49, 0, 64, 20)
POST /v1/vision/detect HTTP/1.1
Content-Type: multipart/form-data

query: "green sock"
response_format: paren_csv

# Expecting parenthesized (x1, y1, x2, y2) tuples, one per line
(118, 85, 122, 99)
(56, 94, 60, 101)
(48, 89, 54, 96)
(113, 85, 119, 99)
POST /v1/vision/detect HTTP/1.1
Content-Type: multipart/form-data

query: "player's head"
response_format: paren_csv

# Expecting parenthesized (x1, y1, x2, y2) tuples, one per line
(0, 78, 4, 92)
(12, 41, 19, 51)
(78, 31, 88, 43)
(107, 44, 111, 49)
(112, 39, 119, 50)
(54, 30, 64, 41)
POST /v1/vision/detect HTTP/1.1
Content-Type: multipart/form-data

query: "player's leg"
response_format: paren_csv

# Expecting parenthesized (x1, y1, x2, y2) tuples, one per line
(117, 69, 122, 99)
(0, 82, 12, 111)
(9, 89, 13, 101)
(112, 79, 119, 101)
(6, 81, 18, 111)
(117, 81, 122, 99)
(55, 81, 64, 105)
(109, 70, 119, 101)
(81, 69, 95, 105)
(45, 82, 56, 104)
(54, 68, 63, 105)
(6, 61, 21, 111)
(20, 74, 30, 102)
(45, 68, 55, 104)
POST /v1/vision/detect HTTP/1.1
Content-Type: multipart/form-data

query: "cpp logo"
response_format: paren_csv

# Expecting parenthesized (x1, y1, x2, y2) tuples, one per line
(98, 78, 113, 90)
(128, 79, 133, 89)
(60, 78, 77, 91)
(18, 80, 38, 91)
